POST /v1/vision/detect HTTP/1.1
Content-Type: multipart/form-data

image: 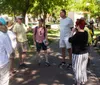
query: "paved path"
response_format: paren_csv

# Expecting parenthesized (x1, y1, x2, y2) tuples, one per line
(10, 39, 100, 85)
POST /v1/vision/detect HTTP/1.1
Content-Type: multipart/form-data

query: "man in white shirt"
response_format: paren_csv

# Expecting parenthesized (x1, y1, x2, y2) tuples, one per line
(59, 9, 74, 69)
(0, 18, 13, 85)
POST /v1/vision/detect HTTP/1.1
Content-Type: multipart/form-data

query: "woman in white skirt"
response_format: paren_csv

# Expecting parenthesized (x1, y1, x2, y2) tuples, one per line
(69, 19, 88, 85)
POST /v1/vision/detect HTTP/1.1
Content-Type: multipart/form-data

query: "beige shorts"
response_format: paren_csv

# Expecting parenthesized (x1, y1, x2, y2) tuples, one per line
(17, 41, 28, 53)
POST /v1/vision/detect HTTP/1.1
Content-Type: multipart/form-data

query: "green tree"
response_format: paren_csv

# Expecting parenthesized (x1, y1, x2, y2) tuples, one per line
(30, 0, 68, 24)
(73, 0, 99, 17)
(0, 0, 99, 22)
(0, 0, 35, 22)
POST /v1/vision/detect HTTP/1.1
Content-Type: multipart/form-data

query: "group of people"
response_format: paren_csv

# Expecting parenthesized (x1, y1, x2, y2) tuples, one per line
(59, 9, 89, 85)
(0, 16, 30, 85)
(0, 9, 96, 85)
(0, 14, 52, 85)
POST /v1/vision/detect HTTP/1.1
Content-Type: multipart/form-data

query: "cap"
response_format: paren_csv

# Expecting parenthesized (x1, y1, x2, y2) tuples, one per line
(0, 17, 6, 25)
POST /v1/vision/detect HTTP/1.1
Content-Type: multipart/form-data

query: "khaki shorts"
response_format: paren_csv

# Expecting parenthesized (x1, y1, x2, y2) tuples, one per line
(17, 41, 28, 53)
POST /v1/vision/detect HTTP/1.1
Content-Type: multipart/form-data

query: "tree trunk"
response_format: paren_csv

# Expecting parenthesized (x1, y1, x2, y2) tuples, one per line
(22, 11, 27, 24)
(43, 13, 47, 26)
(13, 11, 16, 22)
(22, 0, 30, 24)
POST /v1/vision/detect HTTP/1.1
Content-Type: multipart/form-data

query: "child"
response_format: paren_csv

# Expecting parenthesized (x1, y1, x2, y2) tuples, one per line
(33, 19, 50, 66)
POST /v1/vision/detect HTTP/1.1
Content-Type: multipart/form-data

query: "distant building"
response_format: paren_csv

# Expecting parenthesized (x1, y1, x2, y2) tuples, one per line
(68, 11, 90, 27)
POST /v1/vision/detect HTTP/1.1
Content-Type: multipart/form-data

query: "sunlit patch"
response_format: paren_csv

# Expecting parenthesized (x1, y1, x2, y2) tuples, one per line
(58, 56, 69, 59)
(49, 53, 54, 56)
(28, 54, 34, 57)
(66, 73, 73, 78)
(20, 68, 28, 72)
(55, 53, 62, 56)
(22, 75, 40, 84)
(54, 80, 59, 83)
(47, 48, 53, 52)
(65, 56, 69, 59)
(39, 84, 48, 85)
(58, 56, 63, 59)
(31, 70, 39, 75)
(52, 83, 58, 85)
(22, 79, 32, 84)
(25, 61, 31, 65)
(55, 52, 70, 59)
(52, 83, 65, 85)
(32, 75, 40, 79)
(15, 78, 24, 82)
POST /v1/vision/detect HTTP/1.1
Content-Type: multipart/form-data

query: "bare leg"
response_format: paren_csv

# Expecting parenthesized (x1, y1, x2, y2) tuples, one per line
(58, 47, 66, 68)
(61, 47, 66, 62)
(19, 52, 27, 68)
(44, 50, 50, 66)
(10, 58, 14, 72)
(19, 53, 23, 64)
(37, 52, 42, 64)
(20, 52, 26, 64)
(67, 48, 72, 64)
(66, 48, 72, 69)
(44, 50, 49, 63)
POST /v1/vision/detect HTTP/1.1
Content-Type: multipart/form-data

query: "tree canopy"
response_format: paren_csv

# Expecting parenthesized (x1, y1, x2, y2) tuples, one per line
(0, 0, 100, 22)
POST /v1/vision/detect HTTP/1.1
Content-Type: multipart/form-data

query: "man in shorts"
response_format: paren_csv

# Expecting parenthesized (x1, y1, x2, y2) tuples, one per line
(59, 9, 74, 69)
(13, 16, 29, 68)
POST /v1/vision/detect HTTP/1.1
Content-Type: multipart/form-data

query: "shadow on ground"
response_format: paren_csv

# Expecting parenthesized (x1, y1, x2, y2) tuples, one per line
(10, 39, 100, 85)
(10, 51, 74, 85)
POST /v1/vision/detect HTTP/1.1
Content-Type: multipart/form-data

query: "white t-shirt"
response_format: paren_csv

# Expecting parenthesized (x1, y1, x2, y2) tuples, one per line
(7, 30, 17, 49)
(60, 17, 73, 39)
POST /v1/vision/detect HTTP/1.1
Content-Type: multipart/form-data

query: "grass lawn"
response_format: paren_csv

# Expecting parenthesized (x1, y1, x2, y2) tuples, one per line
(27, 29, 100, 49)
(48, 29, 60, 37)
(93, 30, 100, 39)
(94, 30, 100, 35)
(27, 29, 100, 46)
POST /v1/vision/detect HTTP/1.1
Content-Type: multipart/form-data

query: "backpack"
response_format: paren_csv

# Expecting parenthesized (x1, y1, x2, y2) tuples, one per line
(84, 27, 92, 45)
(34, 26, 46, 37)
